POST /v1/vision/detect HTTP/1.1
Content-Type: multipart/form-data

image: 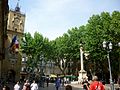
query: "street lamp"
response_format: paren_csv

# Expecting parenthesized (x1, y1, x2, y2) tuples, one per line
(102, 40, 114, 90)
(39, 54, 45, 76)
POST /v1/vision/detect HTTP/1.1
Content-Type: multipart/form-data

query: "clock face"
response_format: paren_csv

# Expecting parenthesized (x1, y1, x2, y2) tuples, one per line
(14, 17, 20, 25)
(13, 14, 24, 31)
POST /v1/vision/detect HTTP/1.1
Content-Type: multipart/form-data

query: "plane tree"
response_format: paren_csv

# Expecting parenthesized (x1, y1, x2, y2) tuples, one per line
(81, 11, 120, 81)
(20, 32, 48, 72)
(20, 11, 120, 81)
(49, 26, 86, 75)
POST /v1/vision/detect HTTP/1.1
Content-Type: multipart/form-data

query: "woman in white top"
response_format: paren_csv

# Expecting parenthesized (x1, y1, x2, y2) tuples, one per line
(30, 80, 38, 90)
(14, 81, 20, 90)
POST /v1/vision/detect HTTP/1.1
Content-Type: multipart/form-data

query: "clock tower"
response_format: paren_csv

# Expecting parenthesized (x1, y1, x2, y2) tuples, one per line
(7, 2, 25, 35)
(2, 0, 26, 82)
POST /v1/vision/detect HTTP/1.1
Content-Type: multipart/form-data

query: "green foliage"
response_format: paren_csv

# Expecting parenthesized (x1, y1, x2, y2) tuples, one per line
(20, 11, 120, 79)
(82, 11, 120, 79)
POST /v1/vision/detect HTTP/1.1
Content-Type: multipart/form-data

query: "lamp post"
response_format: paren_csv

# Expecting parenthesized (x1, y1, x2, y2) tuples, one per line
(39, 54, 45, 76)
(102, 41, 114, 90)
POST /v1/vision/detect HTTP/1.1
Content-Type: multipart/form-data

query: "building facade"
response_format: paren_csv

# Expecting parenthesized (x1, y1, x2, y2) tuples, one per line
(0, 1, 25, 82)
(0, 0, 9, 79)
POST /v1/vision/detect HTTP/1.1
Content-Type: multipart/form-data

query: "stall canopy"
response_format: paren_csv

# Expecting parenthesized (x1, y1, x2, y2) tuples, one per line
(50, 74, 57, 78)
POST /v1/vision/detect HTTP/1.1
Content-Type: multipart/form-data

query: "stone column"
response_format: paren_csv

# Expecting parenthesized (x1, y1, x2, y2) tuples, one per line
(78, 47, 87, 84)
(80, 47, 84, 70)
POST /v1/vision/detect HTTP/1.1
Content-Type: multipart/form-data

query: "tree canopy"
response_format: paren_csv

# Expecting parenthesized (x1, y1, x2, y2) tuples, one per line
(20, 11, 120, 81)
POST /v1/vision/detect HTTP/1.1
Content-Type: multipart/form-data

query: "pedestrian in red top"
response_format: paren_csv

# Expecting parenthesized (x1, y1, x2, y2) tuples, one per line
(89, 76, 104, 90)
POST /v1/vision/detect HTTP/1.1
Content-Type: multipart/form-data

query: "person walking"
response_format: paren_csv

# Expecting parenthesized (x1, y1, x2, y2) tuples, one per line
(14, 81, 20, 90)
(89, 76, 104, 90)
(46, 77, 49, 87)
(30, 80, 38, 90)
(55, 76, 61, 90)
(22, 79, 30, 90)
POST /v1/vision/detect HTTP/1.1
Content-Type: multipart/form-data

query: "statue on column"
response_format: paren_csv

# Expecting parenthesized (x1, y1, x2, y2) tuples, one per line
(78, 46, 88, 84)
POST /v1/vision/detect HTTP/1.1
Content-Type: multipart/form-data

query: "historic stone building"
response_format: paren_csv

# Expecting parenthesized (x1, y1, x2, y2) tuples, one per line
(0, 1, 25, 82)
(0, 0, 9, 79)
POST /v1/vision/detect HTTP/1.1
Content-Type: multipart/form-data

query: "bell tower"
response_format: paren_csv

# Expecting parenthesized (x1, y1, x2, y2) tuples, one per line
(7, 0, 25, 36)
(1, 0, 26, 81)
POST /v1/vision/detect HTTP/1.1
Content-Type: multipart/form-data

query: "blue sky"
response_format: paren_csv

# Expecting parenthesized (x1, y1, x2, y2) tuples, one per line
(9, 0, 120, 40)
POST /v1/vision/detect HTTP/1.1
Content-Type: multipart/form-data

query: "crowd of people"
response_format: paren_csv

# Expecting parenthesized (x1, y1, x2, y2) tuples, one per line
(54, 75, 111, 90)
(1, 79, 42, 90)
(13, 79, 38, 90)
(1, 75, 120, 90)
(0, 76, 104, 90)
